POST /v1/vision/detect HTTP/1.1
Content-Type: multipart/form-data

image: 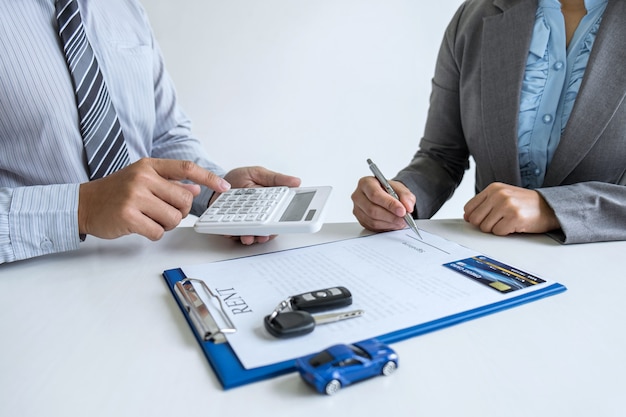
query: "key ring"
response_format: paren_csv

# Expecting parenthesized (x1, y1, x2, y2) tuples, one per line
(267, 298, 293, 323)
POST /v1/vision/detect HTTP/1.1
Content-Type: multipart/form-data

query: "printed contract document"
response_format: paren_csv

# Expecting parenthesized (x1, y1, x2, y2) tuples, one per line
(180, 229, 563, 370)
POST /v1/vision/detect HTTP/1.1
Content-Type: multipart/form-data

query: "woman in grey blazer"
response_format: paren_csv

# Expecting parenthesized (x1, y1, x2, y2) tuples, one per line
(352, 0, 626, 244)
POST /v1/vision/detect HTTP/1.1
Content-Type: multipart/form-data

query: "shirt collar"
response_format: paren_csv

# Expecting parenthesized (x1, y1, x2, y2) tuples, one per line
(539, 0, 608, 10)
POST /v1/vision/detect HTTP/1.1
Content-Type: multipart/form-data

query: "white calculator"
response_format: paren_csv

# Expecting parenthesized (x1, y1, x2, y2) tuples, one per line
(194, 186, 332, 236)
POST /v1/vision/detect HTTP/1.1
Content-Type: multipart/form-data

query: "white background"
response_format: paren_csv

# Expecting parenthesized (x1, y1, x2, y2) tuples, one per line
(143, 0, 472, 222)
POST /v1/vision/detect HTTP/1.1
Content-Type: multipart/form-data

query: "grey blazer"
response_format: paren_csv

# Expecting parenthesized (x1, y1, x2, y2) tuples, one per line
(395, 0, 626, 244)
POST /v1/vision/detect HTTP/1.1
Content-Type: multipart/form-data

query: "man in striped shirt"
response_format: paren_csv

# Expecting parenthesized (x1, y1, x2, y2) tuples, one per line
(0, 0, 300, 264)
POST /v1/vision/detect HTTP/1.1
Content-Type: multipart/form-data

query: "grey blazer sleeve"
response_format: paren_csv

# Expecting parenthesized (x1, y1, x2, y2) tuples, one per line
(539, 181, 626, 244)
(393, 3, 472, 219)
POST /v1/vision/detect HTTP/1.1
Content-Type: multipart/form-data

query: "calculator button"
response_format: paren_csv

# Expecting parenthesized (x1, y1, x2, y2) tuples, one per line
(201, 215, 222, 222)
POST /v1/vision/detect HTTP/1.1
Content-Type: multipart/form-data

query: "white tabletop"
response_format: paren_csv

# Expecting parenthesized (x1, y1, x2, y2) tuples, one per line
(1, 220, 624, 417)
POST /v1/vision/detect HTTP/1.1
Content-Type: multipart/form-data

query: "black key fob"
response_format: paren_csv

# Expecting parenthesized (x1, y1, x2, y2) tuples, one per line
(264, 311, 315, 338)
(291, 286, 352, 313)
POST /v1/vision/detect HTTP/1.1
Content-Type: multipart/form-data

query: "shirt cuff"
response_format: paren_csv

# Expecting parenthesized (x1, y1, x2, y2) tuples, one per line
(9, 184, 81, 262)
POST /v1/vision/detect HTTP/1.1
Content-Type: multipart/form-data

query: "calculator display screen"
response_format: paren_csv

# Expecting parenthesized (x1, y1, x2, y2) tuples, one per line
(279, 191, 315, 222)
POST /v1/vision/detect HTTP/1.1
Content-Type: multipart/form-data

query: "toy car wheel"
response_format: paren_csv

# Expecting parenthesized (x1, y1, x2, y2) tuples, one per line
(381, 360, 397, 376)
(324, 379, 341, 395)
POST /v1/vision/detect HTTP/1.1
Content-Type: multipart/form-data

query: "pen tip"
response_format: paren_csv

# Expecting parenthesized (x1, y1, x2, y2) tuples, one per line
(366, 158, 373, 164)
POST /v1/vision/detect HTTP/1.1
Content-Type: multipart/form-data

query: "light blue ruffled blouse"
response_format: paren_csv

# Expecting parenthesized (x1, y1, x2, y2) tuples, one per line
(517, 0, 607, 189)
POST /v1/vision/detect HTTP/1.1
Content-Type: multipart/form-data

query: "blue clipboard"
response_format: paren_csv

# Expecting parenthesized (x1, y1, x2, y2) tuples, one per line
(162, 267, 566, 390)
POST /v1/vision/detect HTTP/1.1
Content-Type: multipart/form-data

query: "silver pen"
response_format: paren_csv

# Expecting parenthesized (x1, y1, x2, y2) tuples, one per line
(367, 158, 422, 239)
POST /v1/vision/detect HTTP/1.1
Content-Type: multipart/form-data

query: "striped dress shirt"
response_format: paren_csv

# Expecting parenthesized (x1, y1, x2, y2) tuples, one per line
(0, 0, 225, 263)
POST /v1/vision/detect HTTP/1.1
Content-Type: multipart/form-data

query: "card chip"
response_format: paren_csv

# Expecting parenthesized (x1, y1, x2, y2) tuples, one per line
(489, 281, 511, 292)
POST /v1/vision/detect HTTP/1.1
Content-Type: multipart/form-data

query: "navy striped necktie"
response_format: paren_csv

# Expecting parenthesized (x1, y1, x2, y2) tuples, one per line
(55, 0, 130, 180)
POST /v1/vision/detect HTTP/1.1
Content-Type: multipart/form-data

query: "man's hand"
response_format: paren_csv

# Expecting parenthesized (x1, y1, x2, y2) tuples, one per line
(463, 182, 560, 236)
(213, 166, 301, 245)
(222, 166, 300, 193)
(78, 158, 231, 240)
(351, 176, 416, 232)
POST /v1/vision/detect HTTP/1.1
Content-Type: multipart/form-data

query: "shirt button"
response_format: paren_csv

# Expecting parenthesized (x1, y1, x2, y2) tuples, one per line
(553, 61, 564, 70)
(542, 114, 553, 124)
(40, 237, 53, 251)
(534, 169, 541, 176)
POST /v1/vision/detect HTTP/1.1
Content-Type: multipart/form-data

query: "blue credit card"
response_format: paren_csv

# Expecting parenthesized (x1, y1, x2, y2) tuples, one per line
(443, 255, 546, 293)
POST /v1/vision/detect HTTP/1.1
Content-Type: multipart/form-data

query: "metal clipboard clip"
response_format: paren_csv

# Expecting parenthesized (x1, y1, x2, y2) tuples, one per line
(173, 278, 236, 344)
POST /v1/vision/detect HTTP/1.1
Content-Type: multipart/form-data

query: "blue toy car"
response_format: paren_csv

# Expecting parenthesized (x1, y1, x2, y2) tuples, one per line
(294, 339, 398, 395)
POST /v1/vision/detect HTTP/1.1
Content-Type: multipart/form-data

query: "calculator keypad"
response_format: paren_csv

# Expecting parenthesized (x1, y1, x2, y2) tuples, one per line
(199, 187, 290, 225)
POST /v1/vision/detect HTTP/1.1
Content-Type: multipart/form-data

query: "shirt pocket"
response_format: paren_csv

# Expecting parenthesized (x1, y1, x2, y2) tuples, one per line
(96, 41, 156, 151)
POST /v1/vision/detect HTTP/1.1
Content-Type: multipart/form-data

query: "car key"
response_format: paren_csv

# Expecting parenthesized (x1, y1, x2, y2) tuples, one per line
(290, 286, 352, 313)
(264, 309, 364, 338)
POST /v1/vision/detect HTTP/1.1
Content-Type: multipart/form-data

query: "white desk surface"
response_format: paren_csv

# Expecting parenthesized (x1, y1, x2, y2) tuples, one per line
(1, 220, 624, 417)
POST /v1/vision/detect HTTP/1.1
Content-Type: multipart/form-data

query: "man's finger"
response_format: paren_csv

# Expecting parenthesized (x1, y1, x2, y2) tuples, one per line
(150, 158, 231, 192)
(243, 167, 301, 188)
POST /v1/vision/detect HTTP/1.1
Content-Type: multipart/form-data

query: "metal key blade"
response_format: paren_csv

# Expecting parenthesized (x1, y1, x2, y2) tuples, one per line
(313, 309, 365, 325)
